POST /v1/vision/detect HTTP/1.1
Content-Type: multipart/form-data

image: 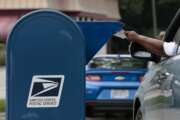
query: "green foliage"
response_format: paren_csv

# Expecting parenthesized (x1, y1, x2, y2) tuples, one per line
(0, 99, 5, 112)
(0, 44, 5, 66)
(159, 0, 180, 4)
(119, 0, 180, 36)
(120, 0, 144, 15)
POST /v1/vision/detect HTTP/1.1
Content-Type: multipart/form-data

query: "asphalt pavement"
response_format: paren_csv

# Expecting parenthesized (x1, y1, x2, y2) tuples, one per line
(0, 66, 6, 99)
(0, 113, 5, 120)
(0, 67, 5, 120)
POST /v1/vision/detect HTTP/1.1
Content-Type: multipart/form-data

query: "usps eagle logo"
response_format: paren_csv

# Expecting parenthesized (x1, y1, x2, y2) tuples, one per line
(27, 75, 65, 108)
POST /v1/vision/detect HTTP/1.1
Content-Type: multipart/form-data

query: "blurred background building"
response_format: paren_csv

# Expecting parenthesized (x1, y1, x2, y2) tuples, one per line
(0, 0, 180, 61)
(0, 0, 180, 52)
(0, 0, 121, 100)
(0, 0, 121, 55)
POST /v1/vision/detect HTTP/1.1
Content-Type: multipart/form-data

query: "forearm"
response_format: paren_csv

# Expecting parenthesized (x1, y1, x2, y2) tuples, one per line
(134, 35, 165, 56)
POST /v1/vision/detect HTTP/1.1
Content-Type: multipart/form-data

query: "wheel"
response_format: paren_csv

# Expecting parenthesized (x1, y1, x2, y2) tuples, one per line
(135, 108, 143, 120)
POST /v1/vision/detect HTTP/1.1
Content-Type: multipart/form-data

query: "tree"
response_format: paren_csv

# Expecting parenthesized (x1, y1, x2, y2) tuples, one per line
(119, 0, 180, 36)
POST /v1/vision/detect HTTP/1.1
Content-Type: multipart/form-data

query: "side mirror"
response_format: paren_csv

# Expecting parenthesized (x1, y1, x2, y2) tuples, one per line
(129, 42, 160, 62)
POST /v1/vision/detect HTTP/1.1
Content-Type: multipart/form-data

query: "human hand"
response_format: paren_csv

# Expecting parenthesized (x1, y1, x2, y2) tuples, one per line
(125, 31, 139, 42)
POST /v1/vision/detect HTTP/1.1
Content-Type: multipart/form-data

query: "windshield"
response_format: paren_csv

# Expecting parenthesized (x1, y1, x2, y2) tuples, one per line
(88, 56, 147, 69)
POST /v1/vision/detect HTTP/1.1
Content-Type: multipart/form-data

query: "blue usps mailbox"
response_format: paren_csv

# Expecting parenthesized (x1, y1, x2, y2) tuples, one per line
(6, 10, 123, 120)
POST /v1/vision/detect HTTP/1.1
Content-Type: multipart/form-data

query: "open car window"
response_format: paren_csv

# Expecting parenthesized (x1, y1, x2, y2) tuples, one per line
(173, 28, 180, 54)
(163, 9, 180, 55)
(173, 28, 180, 43)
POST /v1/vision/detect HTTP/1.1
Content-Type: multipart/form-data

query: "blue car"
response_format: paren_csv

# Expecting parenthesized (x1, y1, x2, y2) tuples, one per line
(86, 54, 147, 117)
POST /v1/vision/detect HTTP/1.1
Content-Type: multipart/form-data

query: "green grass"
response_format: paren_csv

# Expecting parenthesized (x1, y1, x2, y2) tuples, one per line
(0, 99, 5, 112)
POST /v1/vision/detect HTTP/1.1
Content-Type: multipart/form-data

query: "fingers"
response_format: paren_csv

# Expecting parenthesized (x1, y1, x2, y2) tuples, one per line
(124, 31, 137, 36)
(124, 31, 129, 36)
(124, 31, 138, 42)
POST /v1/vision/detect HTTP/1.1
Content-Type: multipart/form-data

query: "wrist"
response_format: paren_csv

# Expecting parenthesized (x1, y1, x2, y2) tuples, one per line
(132, 34, 140, 42)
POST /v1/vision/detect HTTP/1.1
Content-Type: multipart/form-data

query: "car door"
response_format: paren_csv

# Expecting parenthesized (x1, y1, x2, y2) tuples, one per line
(142, 60, 174, 119)
(142, 9, 180, 120)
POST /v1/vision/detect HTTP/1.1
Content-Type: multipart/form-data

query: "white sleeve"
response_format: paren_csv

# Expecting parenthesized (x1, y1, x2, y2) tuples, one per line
(163, 42, 177, 56)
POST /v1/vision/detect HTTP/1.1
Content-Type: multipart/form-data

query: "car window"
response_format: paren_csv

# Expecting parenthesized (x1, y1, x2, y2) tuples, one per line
(163, 10, 180, 55)
(174, 28, 180, 54)
(88, 57, 147, 69)
(163, 27, 180, 56)
(174, 28, 180, 43)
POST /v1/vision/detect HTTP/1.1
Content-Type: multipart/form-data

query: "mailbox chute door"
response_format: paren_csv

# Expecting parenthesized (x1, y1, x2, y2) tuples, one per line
(78, 21, 124, 64)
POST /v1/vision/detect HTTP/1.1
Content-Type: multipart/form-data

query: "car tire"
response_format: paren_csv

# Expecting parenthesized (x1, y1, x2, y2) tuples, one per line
(135, 108, 143, 120)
